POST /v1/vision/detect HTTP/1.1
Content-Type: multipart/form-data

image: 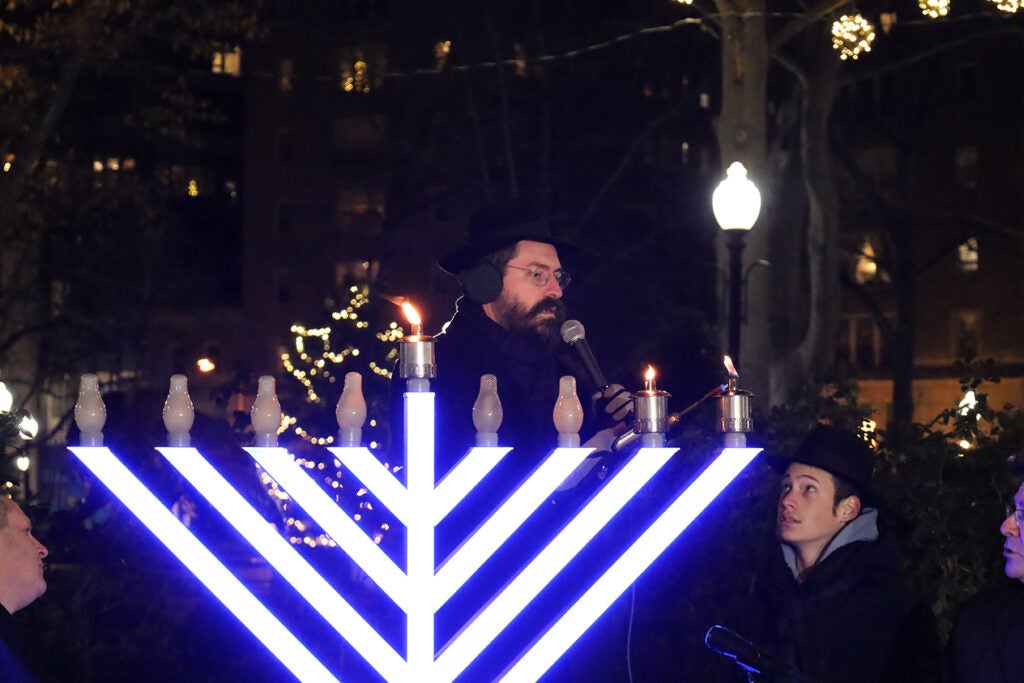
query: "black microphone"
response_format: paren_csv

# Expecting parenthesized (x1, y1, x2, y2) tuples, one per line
(705, 626, 813, 683)
(560, 319, 608, 390)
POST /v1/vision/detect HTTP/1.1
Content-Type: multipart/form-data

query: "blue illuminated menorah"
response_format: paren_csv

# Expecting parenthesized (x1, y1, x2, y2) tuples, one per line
(69, 373, 761, 682)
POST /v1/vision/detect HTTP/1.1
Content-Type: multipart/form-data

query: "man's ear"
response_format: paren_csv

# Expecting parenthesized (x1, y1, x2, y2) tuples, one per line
(837, 495, 861, 523)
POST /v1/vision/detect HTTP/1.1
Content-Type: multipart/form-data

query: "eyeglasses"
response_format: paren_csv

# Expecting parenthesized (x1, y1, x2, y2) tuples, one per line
(1005, 505, 1024, 529)
(505, 264, 572, 290)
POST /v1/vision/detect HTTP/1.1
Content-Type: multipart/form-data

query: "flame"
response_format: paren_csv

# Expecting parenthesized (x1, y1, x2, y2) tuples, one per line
(644, 365, 656, 383)
(723, 355, 738, 378)
(401, 301, 421, 327)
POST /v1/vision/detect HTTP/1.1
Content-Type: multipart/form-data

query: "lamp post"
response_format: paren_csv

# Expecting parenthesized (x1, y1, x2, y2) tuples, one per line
(712, 162, 761, 368)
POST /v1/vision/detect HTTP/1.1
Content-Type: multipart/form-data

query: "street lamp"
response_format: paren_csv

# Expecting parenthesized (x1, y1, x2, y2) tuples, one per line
(712, 161, 761, 367)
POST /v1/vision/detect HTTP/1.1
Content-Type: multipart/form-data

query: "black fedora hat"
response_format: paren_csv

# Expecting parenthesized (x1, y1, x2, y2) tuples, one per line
(767, 424, 875, 494)
(439, 198, 580, 274)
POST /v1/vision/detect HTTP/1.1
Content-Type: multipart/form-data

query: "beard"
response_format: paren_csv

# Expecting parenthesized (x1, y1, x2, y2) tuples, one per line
(491, 293, 566, 347)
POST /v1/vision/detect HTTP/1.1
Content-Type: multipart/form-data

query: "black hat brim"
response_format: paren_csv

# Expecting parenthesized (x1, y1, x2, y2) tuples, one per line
(439, 234, 581, 274)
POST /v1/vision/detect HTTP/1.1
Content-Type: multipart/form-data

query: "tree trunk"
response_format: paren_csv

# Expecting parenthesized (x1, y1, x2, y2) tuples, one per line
(712, 0, 770, 402)
(770, 40, 843, 408)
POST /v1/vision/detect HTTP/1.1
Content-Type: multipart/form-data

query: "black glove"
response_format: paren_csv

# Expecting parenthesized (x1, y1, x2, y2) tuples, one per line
(592, 383, 633, 431)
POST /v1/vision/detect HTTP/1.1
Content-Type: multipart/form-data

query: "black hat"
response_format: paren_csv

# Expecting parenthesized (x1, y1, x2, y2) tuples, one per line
(768, 424, 874, 494)
(438, 199, 580, 274)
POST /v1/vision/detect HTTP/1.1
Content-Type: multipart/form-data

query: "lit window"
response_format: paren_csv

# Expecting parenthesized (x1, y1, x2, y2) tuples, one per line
(854, 240, 878, 284)
(513, 44, 527, 77)
(107, 158, 120, 171)
(92, 159, 104, 173)
(341, 50, 371, 93)
(957, 237, 979, 273)
(212, 46, 242, 76)
(280, 59, 294, 92)
(435, 41, 451, 71)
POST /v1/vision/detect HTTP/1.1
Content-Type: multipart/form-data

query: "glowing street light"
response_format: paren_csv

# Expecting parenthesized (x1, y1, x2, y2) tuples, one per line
(712, 161, 761, 368)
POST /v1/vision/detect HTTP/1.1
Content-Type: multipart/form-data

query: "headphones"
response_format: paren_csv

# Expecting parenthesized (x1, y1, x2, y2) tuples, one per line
(457, 262, 504, 305)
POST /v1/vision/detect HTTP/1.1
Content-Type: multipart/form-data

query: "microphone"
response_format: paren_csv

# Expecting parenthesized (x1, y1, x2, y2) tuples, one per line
(705, 626, 813, 683)
(560, 320, 608, 390)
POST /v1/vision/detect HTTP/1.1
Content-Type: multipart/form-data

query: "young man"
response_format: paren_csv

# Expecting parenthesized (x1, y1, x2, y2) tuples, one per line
(949, 460, 1024, 683)
(0, 496, 49, 681)
(739, 425, 941, 683)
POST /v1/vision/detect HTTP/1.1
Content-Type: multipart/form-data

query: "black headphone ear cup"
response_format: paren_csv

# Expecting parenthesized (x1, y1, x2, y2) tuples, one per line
(458, 263, 503, 304)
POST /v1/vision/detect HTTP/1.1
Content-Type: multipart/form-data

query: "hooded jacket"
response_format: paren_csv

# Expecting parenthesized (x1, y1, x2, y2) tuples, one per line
(740, 510, 942, 683)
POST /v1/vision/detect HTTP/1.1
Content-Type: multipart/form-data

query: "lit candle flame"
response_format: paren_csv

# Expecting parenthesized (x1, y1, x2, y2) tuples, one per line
(644, 364, 656, 392)
(401, 301, 422, 336)
(723, 356, 738, 379)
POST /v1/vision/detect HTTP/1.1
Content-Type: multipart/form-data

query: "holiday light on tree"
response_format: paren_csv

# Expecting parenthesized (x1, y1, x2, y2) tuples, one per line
(988, 0, 1021, 11)
(831, 14, 876, 60)
(919, 0, 951, 17)
(267, 275, 405, 549)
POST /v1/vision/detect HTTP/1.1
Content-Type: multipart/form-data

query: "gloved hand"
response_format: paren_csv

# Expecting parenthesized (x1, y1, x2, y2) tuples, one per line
(593, 383, 634, 432)
(555, 427, 617, 492)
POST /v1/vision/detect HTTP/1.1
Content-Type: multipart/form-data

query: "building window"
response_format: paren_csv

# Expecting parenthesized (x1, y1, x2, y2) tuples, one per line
(277, 201, 294, 234)
(956, 62, 978, 100)
(212, 46, 242, 76)
(957, 237, 979, 273)
(275, 269, 291, 304)
(435, 41, 451, 71)
(333, 115, 385, 165)
(341, 49, 373, 93)
(854, 240, 879, 284)
(277, 129, 293, 164)
(857, 146, 897, 190)
(279, 58, 294, 92)
(953, 309, 981, 359)
(337, 187, 384, 233)
(513, 44, 527, 77)
(837, 313, 894, 370)
(955, 145, 978, 189)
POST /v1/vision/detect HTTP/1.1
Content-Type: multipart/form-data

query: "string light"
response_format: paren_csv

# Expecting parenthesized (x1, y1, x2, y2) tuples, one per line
(988, 0, 1021, 11)
(268, 280, 404, 548)
(832, 14, 876, 60)
(919, 0, 951, 17)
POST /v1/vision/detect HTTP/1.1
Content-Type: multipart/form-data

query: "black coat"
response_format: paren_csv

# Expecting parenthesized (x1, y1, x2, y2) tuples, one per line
(949, 581, 1024, 683)
(737, 531, 942, 683)
(392, 301, 599, 480)
(0, 607, 35, 683)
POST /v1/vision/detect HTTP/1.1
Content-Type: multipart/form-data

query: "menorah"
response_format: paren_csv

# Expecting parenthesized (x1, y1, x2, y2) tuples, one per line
(67, 355, 761, 682)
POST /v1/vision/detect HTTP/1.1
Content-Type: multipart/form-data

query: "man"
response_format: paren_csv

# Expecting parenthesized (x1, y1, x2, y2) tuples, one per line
(737, 425, 941, 683)
(0, 496, 49, 681)
(392, 198, 632, 681)
(405, 198, 631, 478)
(948, 457, 1024, 682)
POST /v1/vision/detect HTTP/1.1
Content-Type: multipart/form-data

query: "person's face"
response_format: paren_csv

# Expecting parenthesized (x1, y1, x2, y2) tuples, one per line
(484, 240, 566, 342)
(0, 498, 48, 614)
(778, 463, 852, 558)
(1000, 482, 1024, 582)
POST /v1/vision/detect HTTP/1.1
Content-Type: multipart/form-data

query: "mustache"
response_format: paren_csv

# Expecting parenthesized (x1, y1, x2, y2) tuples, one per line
(528, 297, 565, 317)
